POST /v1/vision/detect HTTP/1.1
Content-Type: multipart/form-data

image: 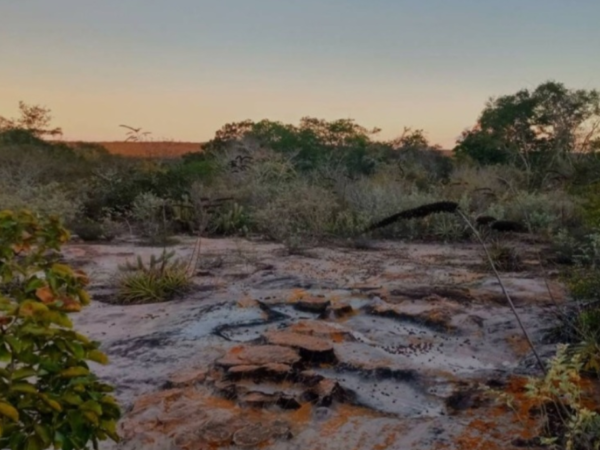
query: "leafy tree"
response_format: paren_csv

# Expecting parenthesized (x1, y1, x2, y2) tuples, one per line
(385, 128, 453, 183)
(0, 102, 63, 139)
(454, 81, 600, 171)
(200, 117, 383, 175)
(0, 210, 120, 450)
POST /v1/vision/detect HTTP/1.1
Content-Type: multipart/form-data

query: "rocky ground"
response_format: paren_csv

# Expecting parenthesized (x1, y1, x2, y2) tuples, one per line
(64, 236, 566, 450)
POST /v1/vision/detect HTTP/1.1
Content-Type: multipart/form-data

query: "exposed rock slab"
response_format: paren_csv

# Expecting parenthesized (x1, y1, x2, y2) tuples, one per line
(217, 345, 301, 368)
(264, 330, 338, 364)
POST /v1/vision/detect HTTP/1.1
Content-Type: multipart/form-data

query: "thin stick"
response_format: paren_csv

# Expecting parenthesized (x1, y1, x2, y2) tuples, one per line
(456, 209, 546, 374)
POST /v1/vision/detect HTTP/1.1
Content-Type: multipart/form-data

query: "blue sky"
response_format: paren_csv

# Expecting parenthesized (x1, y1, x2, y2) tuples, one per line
(1, 0, 599, 146)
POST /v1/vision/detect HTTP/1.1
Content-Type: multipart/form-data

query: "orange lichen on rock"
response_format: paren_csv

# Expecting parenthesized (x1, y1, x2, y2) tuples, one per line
(288, 289, 308, 302)
(441, 376, 543, 450)
(320, 404, 379, 437)
(506, 334, 532, 357)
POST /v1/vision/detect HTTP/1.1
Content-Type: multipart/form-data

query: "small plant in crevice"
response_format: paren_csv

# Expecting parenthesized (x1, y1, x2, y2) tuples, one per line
(116, 249, 192, 304)
(486, 241, 524, 272)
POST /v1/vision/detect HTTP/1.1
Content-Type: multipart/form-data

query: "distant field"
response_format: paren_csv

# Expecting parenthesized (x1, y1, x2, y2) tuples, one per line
(95, 141, 202, 158)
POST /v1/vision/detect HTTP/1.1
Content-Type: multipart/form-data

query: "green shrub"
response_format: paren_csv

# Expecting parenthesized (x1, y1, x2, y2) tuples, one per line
(504, 191, 578, 234)
(209, 202, 250, 236)
(565, 268, 600, 302)
(0, 210, 120, 450)
(116, 250, 192, 304)
(68, 217, 122, 242)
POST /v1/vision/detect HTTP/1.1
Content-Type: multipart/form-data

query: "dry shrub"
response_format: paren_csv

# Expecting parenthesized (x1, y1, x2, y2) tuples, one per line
(0, 179, 82, 222)
(343, 176, 468, 241)
(252, 180, 340, 249)
(486, 242, 524, 272)
(504, 191, 579, 234)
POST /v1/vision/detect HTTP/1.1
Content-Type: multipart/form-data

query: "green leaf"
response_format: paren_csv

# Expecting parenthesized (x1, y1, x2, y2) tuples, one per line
(83, 411, 99, 426)
(33, 424, 52, 447)
(80, 401, 103, 418)
(0, 402, 19, 422)
(39, 394, 62, 412)
(65, 341, 84, 359)
(60, 366, 89, 378)
(88, 350, 109, 365)
(20, 324, 55, 337)
(62, 393, 83, 406)
(46, 311, 73, 328)
(25, 435, 44, 450)
(10, 382, 37, 394)
(11, 368, 36, 381)
(5, 336, 23, 353)
(53, 431, 65, 450)
(50, 264, 74, 278)
(0, 344, 10, 363)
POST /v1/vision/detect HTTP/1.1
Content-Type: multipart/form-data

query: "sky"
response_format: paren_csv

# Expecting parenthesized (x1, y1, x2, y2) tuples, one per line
(1, 1, 599, 148)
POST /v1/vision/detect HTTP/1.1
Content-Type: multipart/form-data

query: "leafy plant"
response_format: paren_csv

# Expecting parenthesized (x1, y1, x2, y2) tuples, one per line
(0, 210, 120, 450)
(210, 202, 250, 236)
(525, 346, 600, 450)
(116, 249, 192, 304)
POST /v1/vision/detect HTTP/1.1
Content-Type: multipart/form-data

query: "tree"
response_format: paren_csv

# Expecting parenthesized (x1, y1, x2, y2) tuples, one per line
(454, 81, 600, 169)
(0, 102, 63, 139)
(385, 128, 453, 183)
(201, 117, 383, 175)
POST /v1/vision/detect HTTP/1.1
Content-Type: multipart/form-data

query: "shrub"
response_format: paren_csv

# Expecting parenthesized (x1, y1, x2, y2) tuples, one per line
(130, 192, 173, 245)
(116, 250, 192, 304)
(68, 217, 122, 242)
(0, 210, 120, 450)
(486, 242, 524, 272)
(504, 191, 579, 234)
(0, 181, 82, 223)
(524, 346, 600, 449)
(251, 180, 340, 248)
(209, 202, 250, 236)
(565, 268, 600, 303)
(343, 176, 469, 241)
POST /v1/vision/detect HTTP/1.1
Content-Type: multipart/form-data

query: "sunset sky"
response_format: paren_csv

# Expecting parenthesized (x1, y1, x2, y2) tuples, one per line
(1, 1, 599, 148)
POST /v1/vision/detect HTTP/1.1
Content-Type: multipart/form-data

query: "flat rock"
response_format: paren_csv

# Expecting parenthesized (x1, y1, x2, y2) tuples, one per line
(366, 303, 453, 331)
(217, 345, 301, 368)
(239, 391, 280, 407)
(264, 331, 337, 364)
(202, 423, 233, 445)
(289, 320, 350, 341)
(233, 423, 273, 447)
(166, 369, 207, 388)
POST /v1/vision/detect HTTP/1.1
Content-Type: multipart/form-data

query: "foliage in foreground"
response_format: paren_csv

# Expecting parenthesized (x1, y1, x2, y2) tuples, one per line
(527, 346, 600, 450)
(0, 210, 120, 450)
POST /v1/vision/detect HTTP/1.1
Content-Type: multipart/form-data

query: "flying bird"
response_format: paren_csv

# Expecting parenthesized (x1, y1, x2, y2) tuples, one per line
(119, 124, 142, 133)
